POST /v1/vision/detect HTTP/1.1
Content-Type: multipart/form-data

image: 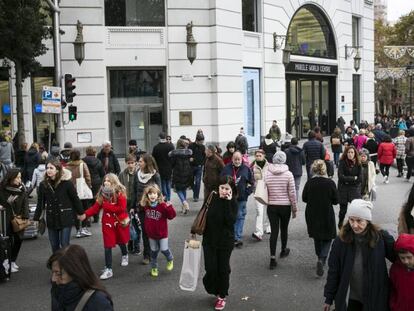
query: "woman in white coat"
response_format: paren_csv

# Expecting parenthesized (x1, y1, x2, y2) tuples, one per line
(359, 148, 376, 201)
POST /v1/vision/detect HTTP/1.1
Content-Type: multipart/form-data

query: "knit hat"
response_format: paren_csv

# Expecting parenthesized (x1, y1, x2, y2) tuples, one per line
(272, 151, 286, 164)
(346, 199, 373, 221)
(196, 133, 204, 142)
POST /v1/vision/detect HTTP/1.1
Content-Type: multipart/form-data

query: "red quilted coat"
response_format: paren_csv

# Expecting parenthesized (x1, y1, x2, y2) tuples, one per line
(85, 193, 130, 248)
(378, 142, 397, 165)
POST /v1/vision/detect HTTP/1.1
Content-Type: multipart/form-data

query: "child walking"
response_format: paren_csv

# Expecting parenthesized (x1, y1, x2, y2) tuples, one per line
(140, 185, 176, 277)
(79, 173, 130, 280)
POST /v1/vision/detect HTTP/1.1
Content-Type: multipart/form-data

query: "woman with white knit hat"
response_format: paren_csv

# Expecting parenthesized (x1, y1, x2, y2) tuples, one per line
(323, 199, 395, 311)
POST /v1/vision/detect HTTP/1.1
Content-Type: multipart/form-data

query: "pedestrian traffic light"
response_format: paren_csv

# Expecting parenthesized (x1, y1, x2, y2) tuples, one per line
(68, 105, 77, 121)
(64, 74, 76, 103)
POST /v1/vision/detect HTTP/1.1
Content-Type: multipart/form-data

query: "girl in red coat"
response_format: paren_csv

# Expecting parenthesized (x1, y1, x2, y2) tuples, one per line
(377, 134, 397, 184)
(79, 173, 130, 280)
(140, 185, 176, 277)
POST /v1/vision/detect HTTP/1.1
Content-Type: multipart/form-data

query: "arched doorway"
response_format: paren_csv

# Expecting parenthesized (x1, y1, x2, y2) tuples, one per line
(285, 4, 337, 138)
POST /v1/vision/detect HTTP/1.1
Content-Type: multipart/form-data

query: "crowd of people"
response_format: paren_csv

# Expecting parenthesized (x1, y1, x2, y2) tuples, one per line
(1, 116, 414, 310)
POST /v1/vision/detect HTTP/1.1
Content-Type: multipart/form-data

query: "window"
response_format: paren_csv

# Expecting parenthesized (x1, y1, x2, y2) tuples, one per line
(287, 5, 336, 59)
(352, 16, 360, 46)
(353, 74, 361, 124)
(242, 0, 258, 32)
(0, 68, 11, 132)
(105, 0, 165, 27)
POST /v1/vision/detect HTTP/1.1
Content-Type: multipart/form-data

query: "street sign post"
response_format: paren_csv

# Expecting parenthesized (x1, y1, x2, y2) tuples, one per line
(41, 86, 62, 114)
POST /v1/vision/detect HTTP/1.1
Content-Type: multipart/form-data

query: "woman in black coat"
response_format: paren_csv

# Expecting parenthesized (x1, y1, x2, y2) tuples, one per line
(337, 146, 362, 229)
(48, 244, 113, 311)
(302, 160, 338, 277)
(202, 176, 238, 311)
(23, 143, 40, 183)
(34, 159, 83, 253)
(323, 199, 395, 311)
(83, 146, 105, 223)
(169, 139, 193, 214)
(0, 169, 29, 272)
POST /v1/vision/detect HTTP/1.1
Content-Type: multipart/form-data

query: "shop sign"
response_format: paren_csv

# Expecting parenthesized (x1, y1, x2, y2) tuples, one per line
(286, 62, 338, 75)
(42, 86, 62, 114)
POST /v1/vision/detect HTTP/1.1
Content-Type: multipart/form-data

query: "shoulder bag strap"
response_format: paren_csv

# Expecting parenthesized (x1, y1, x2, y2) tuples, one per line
(80, 162, 84, 179)
(74, 289, 96, 311)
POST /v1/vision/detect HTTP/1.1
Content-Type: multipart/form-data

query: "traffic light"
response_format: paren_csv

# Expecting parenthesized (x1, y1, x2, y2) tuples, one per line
(64, 74, 76, 103)
(68, 105, 77, 121)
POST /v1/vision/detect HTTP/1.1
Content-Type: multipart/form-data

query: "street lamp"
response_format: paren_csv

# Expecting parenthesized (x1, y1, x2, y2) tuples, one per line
(73, 20, 85, 65)
(345, 44, 363, 72)
(186, 21, 197, 65)
(407, 61, 414, 114)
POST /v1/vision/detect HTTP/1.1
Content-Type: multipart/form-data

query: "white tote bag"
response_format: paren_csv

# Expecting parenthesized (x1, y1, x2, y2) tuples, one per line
(179, 239, 202, 292)
(254, 179, 268, 205)
(76, 163, 93, 200)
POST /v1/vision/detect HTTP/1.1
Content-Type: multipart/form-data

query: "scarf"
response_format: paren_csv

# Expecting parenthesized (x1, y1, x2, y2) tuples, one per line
(100, 186, 114, 201)
(138, 169, 155, 184)
(345, 157, 356, 168)
(255, 160, 266, 169)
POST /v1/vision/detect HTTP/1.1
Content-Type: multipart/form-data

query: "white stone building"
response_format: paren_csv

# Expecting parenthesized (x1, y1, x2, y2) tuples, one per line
(0, 0, 375, 156)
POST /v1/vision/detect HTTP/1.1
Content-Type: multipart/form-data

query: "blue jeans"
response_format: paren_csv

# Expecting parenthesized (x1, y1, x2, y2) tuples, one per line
(234, 201, 247, 241)
(192, 166, 203, 200)
(313, 239, 332, 263)
(48, 227, 72, 253)
(333, 152, 340, 166)
(149, 238, 173, 269)
(161, 178, 172, 201)
(177, 189, 187, 204)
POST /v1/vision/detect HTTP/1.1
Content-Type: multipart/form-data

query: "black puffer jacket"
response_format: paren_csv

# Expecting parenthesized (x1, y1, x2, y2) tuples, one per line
(82, 156, 105, 196)
(303, 139, 325, 167)
(34, 169, 83, 229)
(51, 281, 113, 311)
(0, 184, 29, 235)
(169, 148, 193, 191)
(261, 138, 277, 163)
(284, 145, 305, 177)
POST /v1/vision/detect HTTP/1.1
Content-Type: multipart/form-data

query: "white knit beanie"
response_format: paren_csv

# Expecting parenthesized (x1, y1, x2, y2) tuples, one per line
(272, 151, 286, 164)
(346, 199, 373, 221)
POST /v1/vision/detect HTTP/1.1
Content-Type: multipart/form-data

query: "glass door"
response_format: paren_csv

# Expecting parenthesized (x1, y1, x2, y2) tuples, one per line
(111, 110, 127, 157)
(129, 107, 146, 152)
(300, 80, 313, 137)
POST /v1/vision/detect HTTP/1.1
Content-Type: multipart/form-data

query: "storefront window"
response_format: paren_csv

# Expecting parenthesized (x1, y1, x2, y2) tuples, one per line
(0, 68, 11, 133)
(105, 0, 165, 27)
(110, 70, 164, 102)
(287, 5, 336, 59)
(242, 0, 258, 32)
(31, 68, 55, 148)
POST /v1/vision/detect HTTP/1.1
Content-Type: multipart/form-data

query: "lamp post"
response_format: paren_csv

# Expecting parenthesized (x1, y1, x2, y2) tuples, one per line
(74, 20, 85, 65)
(407, 62, 414, 115)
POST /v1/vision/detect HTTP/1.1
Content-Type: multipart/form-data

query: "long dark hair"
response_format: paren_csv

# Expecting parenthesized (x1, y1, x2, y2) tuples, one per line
(1, 168, 21, 187)
(218, 175, 238, 200)
(340, 145, 361, 166)
(44, 159, 63, 187)
(47, 245, 112, 300)
(139, 153, 159, 174)
(402, 183, 414, 221)
(339, 221, 381, 248)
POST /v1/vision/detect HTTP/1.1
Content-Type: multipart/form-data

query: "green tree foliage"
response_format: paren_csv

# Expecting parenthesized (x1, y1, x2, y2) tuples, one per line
(0, 0, 50, 146)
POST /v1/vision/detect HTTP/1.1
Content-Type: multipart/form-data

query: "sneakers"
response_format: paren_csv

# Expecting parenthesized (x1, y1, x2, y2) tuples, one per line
(142, 257, 150, 265)
(75, 230, 82, 238)
(81, 228, 92, 236)
(215, 297, 226, 310)
(269, 258, 277, 270)
(234, 240, 243, 248)
(316, 260, 324, 277)
(166, 260, 174, 271)
(11, 262, 19, 273)
(182, 201, 190, 214)
(385, 176, 389, 184)
(252, 233, 263, 241)
(121, 255, 129, 267)
(151, 268, 159, 277)
(280, 248, 290, 258)
(100, 268, 113, 280)
(130, 248, 141, 256)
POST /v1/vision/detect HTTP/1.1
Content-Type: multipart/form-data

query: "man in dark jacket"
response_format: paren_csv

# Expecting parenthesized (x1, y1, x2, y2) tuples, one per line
(372, 123, 386, 143)
(221, 151, 254, 248)
(303, 131, 325, 179)
(128, 139, 146, 161)
(189, 132, 206, 202)
(284, 138, 305, 195)
(152, 132, 174, 202)
(97, 140, 120, 175)
(203, 145, 225, 200)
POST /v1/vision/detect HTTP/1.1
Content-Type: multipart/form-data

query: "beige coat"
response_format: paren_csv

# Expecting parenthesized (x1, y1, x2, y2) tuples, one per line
(66, 160, 92, 189)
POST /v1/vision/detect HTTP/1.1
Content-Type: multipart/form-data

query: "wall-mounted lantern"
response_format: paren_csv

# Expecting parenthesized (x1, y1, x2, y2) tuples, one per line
(345, 44, 363, 72)
(73, 20, 85, 65)
(186, 21, 197, 65)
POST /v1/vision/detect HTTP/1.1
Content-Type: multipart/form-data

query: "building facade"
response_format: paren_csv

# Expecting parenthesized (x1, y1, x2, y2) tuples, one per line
(0, 0, 375, 156)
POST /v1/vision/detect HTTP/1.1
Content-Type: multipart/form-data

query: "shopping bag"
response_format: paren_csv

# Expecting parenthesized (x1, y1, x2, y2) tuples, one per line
(179, 239, 202, 292)
(254, 179, 268, 205)
(76, 163, 93, 200)
(191, 191, 215, 235)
